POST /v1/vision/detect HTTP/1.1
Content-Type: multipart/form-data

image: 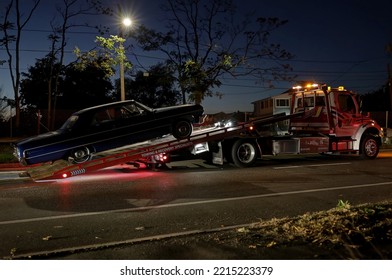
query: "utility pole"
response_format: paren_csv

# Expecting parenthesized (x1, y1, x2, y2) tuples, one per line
(386, 43, 392, 131)
(388, 63, 392, 115)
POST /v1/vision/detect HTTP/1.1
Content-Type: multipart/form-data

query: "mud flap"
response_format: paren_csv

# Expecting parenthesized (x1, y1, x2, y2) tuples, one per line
(212, 141, 223, 165)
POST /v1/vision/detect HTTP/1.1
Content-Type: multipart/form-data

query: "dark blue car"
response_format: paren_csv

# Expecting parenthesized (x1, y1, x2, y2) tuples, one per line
(15, 100, 203, 165)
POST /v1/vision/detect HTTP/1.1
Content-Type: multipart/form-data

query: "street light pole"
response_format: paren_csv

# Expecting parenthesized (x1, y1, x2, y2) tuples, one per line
(120, 41, 126, 101)
(119, 17, 132, 101)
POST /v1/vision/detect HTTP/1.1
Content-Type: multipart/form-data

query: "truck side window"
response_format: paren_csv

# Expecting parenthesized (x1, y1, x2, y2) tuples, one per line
(315, 96, 325, 106)
(346, 97, 355, 113)
(338, 94, 355, 113)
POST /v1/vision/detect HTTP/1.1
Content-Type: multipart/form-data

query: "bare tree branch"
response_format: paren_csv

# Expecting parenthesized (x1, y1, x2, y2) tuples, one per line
(0, 0, 41, 131)
(133, 0, 294, 104)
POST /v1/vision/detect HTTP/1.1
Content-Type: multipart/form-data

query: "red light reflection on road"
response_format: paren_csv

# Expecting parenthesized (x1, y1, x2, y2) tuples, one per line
(59, 182, 71, 210)
(53, 164, 159, 183)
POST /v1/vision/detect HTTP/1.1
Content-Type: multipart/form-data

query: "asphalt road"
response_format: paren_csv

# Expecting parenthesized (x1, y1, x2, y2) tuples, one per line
(1, 151, 392, 259)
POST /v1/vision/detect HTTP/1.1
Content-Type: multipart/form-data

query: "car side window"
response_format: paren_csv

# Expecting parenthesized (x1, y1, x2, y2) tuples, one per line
(91, 109, 112, 126)
(121, 104, 143, 118)
(60, 115, 79, 130)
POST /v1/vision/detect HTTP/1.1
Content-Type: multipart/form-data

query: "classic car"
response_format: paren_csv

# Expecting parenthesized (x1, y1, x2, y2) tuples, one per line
(14, 100, 203, 165)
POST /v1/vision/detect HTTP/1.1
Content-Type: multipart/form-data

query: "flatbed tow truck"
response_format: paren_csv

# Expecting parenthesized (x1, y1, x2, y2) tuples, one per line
(24, 84, 383, 181)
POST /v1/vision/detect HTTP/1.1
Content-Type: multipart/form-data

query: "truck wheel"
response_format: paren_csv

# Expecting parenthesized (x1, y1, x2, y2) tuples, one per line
(360, 135, 379, 159)
(69, 146, 92, 164)
(231, 139, 257, 168)
(172, 120, 193, 139)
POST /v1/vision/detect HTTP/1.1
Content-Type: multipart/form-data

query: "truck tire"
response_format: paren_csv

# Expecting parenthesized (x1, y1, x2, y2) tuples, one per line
(231, 139, 258, 168)
(360, 135, 379, 159)
(172, 119, 193, 139)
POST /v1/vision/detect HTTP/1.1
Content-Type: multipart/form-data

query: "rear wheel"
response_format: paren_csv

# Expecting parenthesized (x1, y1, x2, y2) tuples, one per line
(69, 146, 92, 164)
(231, 139, 258, 168)
(172, 120, 193, 139)
(360, 135, 379, 159)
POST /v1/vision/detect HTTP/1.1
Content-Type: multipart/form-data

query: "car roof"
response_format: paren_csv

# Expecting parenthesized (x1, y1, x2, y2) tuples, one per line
(73, 100, 147, 116)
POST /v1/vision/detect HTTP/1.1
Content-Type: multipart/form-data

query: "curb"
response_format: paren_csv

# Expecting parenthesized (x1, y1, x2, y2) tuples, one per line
(0, 163, 28, 171)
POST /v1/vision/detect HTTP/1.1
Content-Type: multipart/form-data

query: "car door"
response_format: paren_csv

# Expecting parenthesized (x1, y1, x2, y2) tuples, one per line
(115, 103, 166, 143)
(74, 108, 119, 152)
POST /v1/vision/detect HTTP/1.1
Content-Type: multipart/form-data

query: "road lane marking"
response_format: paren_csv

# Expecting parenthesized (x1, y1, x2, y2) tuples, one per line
(1, 181, 392, 226)
(272, 162, 351, 169)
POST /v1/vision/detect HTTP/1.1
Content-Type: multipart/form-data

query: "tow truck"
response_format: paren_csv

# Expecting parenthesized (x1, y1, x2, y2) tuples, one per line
(24, 83, 382, 180)
(207, 83, 382, 167)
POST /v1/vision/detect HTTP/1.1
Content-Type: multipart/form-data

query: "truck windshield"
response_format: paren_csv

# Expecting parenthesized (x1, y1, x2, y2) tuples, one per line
(296, 96, 314, 108)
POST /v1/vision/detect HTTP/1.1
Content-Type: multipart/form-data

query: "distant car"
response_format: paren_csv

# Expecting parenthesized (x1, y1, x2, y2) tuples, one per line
(15, 100, 203, 165)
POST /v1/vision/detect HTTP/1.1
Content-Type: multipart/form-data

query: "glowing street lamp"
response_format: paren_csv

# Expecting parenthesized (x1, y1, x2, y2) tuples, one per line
(122, 17, 132, 28)
(120, 17, 132, 101)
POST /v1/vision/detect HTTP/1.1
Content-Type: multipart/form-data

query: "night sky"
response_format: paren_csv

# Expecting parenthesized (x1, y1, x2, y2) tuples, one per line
(1, 0, 392, 114)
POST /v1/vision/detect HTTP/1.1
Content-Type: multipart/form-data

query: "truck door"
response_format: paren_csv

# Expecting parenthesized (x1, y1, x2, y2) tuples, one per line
(290, 91, 330, 134)
(333, 91, 360, 136)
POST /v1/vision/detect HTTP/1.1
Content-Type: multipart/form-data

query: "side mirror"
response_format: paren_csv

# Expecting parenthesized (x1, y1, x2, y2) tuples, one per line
(357, 95, 363, 113)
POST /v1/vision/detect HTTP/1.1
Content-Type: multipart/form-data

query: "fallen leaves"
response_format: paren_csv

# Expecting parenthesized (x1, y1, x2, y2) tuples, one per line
(42, 235, 52, 241)
(238, 200, 392, 253)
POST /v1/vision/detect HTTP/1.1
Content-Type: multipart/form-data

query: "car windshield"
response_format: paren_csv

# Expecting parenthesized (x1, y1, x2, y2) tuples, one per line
(60, 115, 79, 131)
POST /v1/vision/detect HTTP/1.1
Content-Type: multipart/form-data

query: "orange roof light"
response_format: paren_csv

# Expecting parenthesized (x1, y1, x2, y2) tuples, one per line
(306, 83, 319, 89)
(293, 83, 319, 91)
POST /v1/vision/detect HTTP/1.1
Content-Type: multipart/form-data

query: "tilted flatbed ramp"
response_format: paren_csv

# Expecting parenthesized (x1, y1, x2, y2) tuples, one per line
(25, 126, 244, 180)
(25, 112, 301, 180)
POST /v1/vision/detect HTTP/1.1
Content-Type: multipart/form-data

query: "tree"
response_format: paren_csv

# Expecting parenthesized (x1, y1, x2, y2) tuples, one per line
(132, 0, 294, 104)
(74, 35, 132, 101)
(124, 63, 181, 107)
(46, 0, 108, 130)
(61, 59, 114, 109)
(0, 91, 8, 123)
(0, 0, 41, 133)
(20, 57, 63, 110)
(20, 55, 114, 129)
(361, 84, 391, 112)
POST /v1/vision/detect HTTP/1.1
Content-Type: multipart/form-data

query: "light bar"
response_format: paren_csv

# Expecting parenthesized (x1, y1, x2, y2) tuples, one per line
(306, 83, 319, 88)
(292, 83, 319, 90)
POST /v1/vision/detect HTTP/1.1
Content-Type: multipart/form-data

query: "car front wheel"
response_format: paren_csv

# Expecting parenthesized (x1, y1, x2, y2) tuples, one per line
(69, 146, 92, 164)
(172, 120, 193, 139)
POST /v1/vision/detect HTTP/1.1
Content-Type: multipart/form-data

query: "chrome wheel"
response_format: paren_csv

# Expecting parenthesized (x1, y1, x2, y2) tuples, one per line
(173, 120, 192, 139)
(69, 147, 92, 164)
(231, 140, 258, 167)
(360, 135, 379, 159)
